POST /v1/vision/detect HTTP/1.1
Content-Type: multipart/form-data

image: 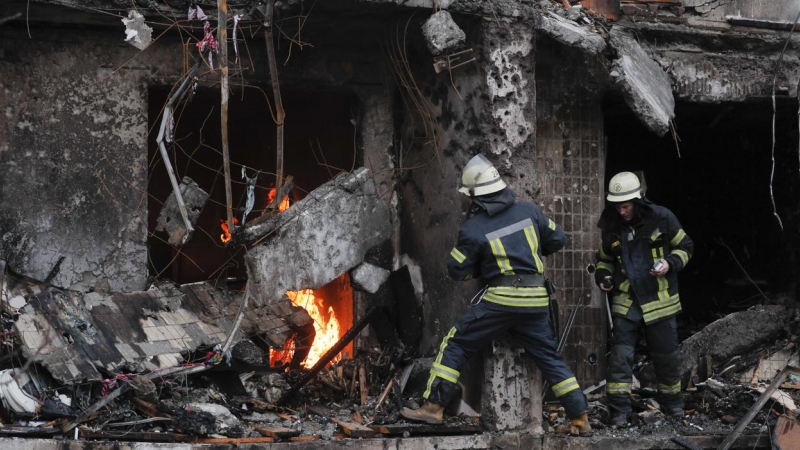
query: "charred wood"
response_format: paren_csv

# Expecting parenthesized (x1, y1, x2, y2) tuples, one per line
(278, 305, 378, 405)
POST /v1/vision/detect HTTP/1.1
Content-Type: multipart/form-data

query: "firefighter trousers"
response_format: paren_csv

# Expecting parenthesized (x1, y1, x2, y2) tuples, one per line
(423, 301, 587, 418)
(607, 302, 682, 414)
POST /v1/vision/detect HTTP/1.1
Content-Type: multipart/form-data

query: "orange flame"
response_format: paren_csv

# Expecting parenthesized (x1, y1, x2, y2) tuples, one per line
(269, 335, 295, 367)
(219, 217, 240, 243)
(284, 289, 342, 368)
(267, 188, 290, 212)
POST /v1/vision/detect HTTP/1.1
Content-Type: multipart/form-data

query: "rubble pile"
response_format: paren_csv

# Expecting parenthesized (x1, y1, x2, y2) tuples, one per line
(0, 265, 798, 447)
(543, 305, 800, 445)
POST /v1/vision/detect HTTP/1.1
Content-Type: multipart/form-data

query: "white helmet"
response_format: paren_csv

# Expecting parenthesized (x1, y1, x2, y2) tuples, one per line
(458, 154, 507, 197)
(606, 172, 642, 202)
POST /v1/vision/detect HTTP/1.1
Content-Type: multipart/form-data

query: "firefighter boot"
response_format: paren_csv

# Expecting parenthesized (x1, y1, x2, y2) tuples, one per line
(556, 413, 593, 437)
(659, 394, 685, 419)
(606, 409, 629, 426)
(400, 401, 445, 424)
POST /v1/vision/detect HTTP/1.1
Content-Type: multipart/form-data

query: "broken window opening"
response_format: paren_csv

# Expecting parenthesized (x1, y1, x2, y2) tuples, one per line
(147, 86, 360, 285)
(603, 97, 800, 330)
(146, 85, 360, 369)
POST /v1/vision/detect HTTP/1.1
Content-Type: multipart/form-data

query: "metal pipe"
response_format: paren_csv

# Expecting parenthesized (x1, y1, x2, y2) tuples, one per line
(155, 62, 201, 245)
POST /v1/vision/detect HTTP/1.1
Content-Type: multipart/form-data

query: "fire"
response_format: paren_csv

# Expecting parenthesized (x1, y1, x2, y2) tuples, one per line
(269, 335, 295, 367)
(219, 217, 239, 243)
(267, 188, 290, 212)
(285, 289, 342, 368)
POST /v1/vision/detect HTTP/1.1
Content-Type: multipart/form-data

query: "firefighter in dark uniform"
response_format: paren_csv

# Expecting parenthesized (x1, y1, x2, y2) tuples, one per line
(594, 171, 693, 425)
(400, 154, 591, 436)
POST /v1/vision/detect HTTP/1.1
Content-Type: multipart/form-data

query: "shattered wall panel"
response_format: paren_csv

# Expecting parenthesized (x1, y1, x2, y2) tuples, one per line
(666, 49, 800, 102)
(684, 0, 800, 23)
(7, 268, 292, 383)
(244, 168, 392, 306)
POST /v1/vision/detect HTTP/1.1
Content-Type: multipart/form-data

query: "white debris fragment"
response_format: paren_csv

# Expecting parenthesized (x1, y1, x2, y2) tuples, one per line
(351, 263, 390, 294)
(8, 295, 26, 311)
(121, 10, 153, 50)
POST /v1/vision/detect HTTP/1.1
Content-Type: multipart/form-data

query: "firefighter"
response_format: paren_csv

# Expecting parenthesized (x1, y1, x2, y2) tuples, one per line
(594, 171, 693, 426)
(400, 154, 591, 437)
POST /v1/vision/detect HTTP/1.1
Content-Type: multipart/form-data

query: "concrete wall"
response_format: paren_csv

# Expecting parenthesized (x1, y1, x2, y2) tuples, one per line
(0, 26, 177, 292)
(0, 12, 396, 293)
(395, 15, 541, 429)
(395, 12, 605, 429)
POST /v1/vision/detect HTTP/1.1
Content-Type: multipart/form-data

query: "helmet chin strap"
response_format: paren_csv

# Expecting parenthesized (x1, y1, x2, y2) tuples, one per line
(469, 170, 483, 197)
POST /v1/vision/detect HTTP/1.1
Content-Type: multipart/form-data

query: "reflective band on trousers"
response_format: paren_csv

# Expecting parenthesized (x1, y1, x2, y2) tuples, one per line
(424, 327, 458, 399)
(658, 381, 681, 395)
(607, 382, 631, 395)
(551, 377, 579, 397)
(430, 362, 459, 384)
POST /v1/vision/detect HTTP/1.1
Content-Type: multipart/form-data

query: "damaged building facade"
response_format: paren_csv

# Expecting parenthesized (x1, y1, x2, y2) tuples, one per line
(1, 0, 800, 447)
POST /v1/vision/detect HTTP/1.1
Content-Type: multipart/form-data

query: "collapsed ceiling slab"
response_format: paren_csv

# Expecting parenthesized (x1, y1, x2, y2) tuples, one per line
(610, 27, 676, 136)
(243, 168, 392, 308)
(535, 11, 607, 55)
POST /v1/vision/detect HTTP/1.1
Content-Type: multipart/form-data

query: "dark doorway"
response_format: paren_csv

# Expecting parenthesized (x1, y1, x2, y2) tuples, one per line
(603, 98, 800, 326)
(147, 86, 359, 284)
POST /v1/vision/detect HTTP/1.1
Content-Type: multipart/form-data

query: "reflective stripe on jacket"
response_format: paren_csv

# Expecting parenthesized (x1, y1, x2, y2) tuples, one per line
(448, 201, 566, 308)
(595, 203, 693, 324)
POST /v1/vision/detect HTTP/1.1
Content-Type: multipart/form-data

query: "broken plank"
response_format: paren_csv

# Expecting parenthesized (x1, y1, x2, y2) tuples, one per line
(337, 420, 378, 438)
(134, 398, 170, 418)
(189, 437, 275, 444)
(369, 421, 482, 436)
(290, 435, 322, 442)
(359, 364, 368, 405)
(81, 430, 190, 442)
(233, 396, 274, 412)
(255, 426, 301, 439)
(0, 427, 60, 437)
(376, 378, 394, 410)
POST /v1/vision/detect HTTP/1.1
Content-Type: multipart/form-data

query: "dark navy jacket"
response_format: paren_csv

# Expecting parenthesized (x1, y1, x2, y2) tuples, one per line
(448, 191, 566, 308)
(595, 199, 693, 324)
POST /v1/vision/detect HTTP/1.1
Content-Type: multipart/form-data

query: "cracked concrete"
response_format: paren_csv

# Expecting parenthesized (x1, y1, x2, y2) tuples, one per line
(609, 28, 675, 136)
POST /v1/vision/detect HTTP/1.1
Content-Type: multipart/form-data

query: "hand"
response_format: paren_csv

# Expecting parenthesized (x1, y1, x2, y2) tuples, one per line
(599, 283, 614, 292)
(650, 259, 670, 276)
(599, 277, 614, 292)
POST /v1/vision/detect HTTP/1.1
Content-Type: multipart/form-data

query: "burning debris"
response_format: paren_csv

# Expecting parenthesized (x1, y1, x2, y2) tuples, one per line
(0, 262, 483, 443)
(0, 165, 481, 443)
